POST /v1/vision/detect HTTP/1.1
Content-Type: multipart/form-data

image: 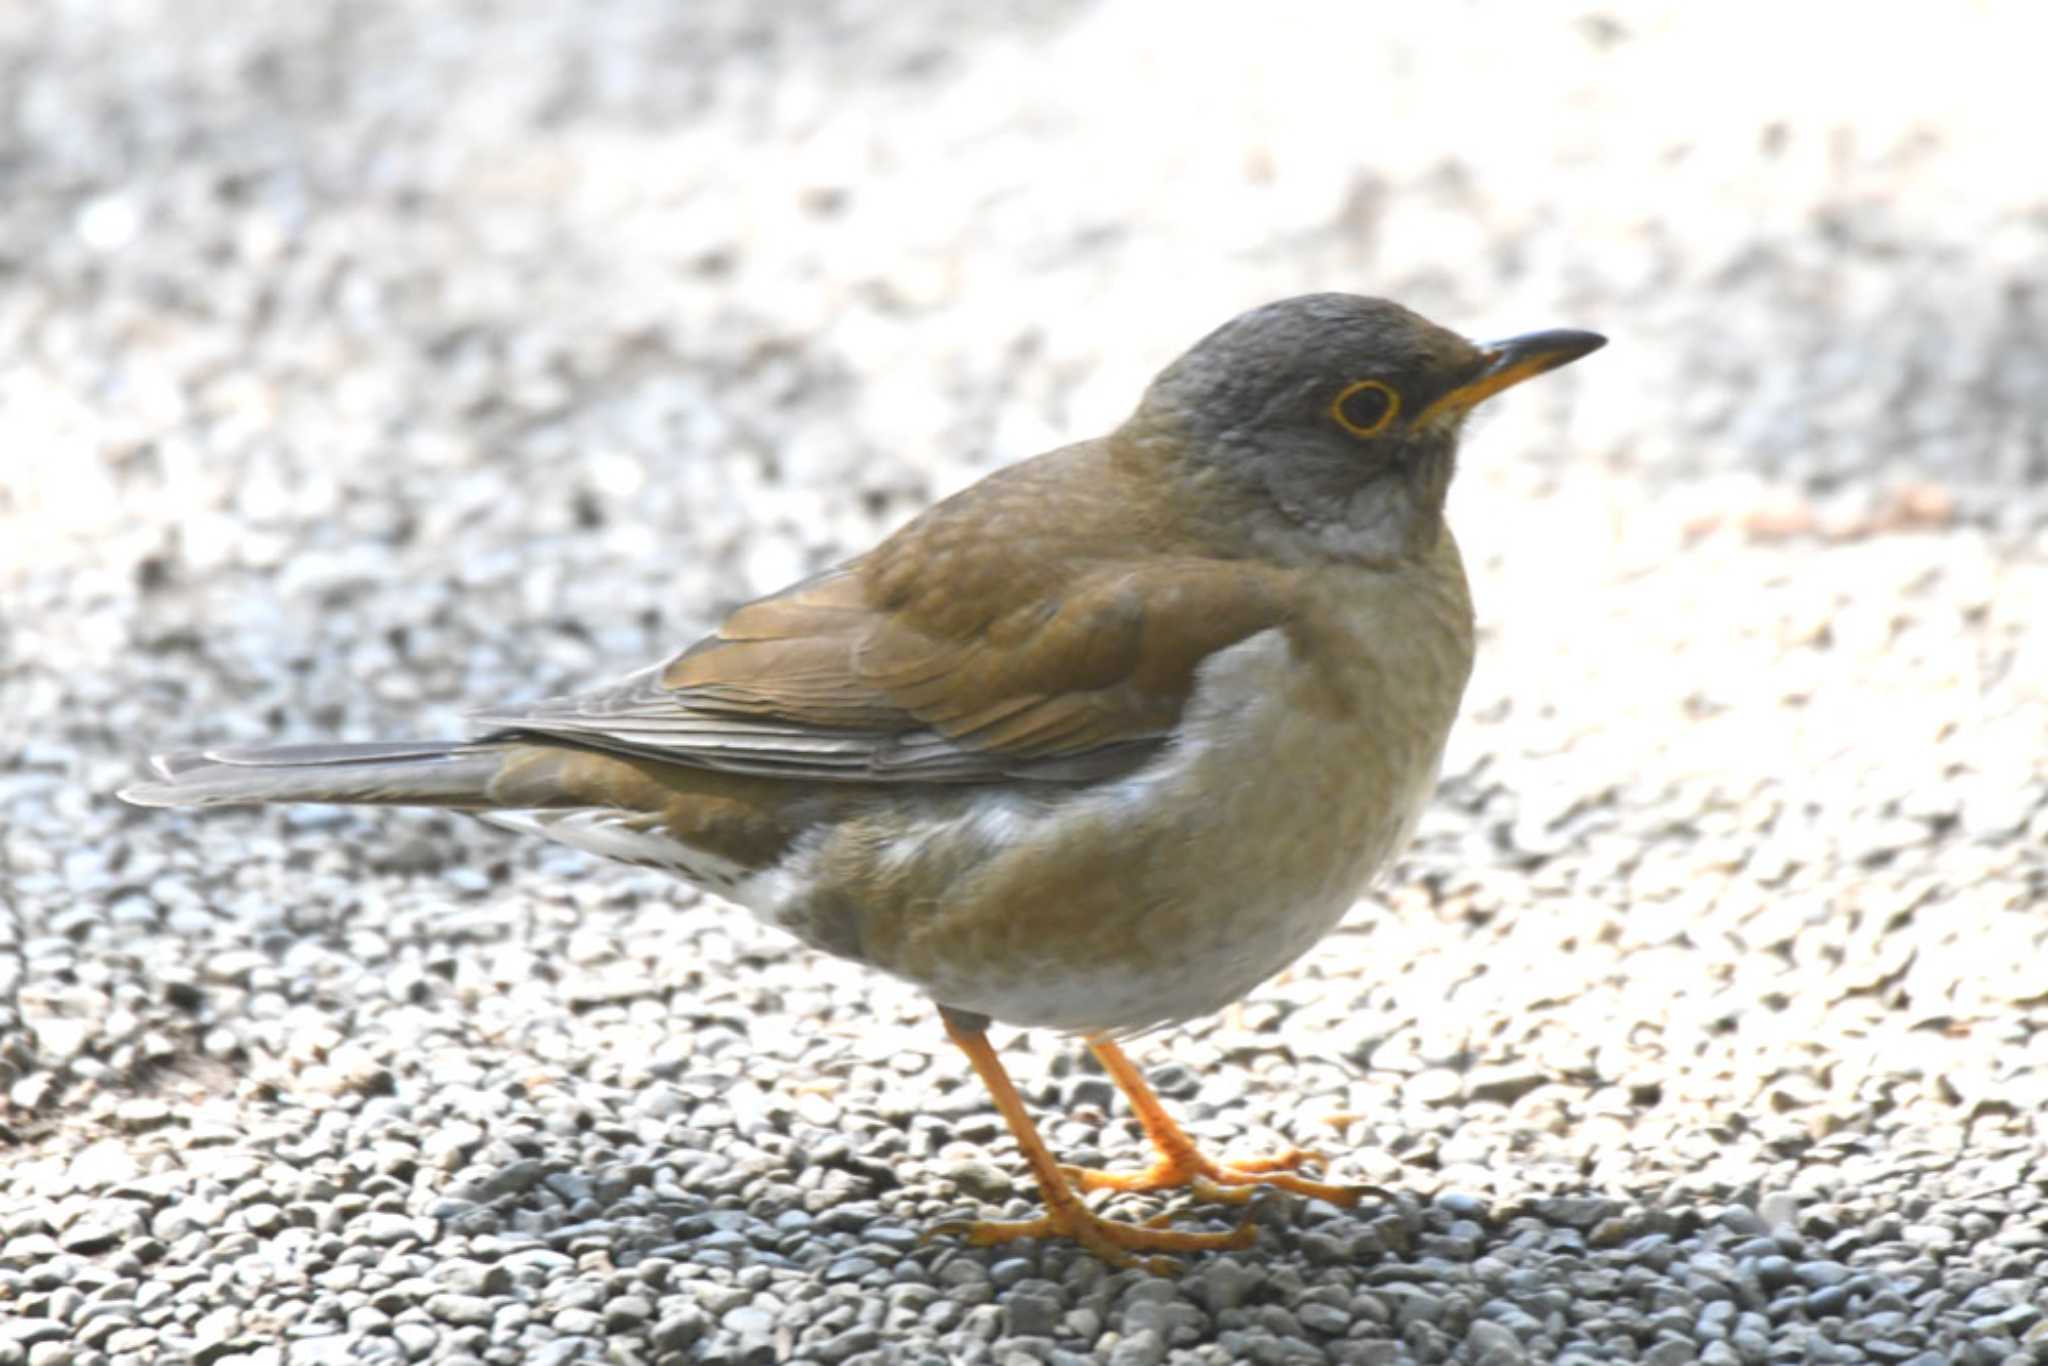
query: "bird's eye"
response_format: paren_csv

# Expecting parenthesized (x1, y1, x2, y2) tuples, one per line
(1330, 380, 1400, 438)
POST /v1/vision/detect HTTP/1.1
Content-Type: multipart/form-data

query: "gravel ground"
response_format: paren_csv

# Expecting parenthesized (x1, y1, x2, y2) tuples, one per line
(4, 3, 2047, 1364)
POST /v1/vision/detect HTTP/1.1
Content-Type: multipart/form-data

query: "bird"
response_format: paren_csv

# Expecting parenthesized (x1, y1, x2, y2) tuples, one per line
(121, 293, 1604, 1269)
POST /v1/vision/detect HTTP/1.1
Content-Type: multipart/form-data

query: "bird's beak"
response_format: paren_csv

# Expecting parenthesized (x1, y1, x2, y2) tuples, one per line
(1419, 328, 1607, 424)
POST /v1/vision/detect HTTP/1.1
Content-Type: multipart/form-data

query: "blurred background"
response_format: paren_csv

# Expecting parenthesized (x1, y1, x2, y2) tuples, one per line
(3, 2, 2046, 1362)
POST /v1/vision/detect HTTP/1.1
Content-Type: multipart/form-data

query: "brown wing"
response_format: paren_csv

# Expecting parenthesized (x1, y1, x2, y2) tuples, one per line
(472, 441, 1296, 784)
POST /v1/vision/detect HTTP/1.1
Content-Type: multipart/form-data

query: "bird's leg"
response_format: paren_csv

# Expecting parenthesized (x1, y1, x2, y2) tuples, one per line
(929, 1009, 1255, 1271)
(1062, 1037, 1370, 1208)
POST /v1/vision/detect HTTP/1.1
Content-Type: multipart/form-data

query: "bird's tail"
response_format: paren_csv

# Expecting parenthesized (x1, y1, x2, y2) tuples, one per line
(119, 740, 515, 810)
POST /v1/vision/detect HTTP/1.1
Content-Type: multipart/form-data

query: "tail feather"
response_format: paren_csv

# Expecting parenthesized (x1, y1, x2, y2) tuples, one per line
(119, 740, 511, 810)
(120, 737, 806, 895)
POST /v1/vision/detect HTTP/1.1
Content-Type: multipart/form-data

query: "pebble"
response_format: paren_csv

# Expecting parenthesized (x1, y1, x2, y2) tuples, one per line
(1005, 1291, 1062, 1338)
(425, 1295, 495, 1327)
(653, 1309, 708, 1352)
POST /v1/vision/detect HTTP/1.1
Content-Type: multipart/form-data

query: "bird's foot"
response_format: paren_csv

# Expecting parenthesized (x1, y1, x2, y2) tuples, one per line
(929, 1200, 1256, 1274)
(1062, 1144, 1378, 1208)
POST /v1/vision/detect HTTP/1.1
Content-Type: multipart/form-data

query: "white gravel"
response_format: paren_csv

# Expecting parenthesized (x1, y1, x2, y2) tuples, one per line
(3, 2, 2046, 1364)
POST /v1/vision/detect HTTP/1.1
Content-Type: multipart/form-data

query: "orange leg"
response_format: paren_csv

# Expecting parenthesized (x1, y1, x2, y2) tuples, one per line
(1063, 1038, 1371, 1208)
(931, 1012, 1256, 1272)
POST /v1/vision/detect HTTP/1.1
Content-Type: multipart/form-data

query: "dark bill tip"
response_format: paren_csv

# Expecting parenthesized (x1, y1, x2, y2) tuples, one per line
(1482, 328, 1608, 377)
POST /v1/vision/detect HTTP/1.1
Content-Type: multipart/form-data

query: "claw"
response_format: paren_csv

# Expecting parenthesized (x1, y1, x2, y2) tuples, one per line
(1220, 1146, 1330, 1175)
(1060, 1041, 1386, 1211)
(1068, 1148, 1366, 1208)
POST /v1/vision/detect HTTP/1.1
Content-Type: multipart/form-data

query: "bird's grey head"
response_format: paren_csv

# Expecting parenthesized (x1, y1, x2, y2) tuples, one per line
(1130, 293, 1604, 562)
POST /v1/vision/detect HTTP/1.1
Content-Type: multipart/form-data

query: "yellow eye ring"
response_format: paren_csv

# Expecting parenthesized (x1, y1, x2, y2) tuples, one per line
(1330, 379, 1400, 438)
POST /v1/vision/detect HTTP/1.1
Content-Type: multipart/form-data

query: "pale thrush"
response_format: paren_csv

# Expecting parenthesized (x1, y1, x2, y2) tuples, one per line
(123, 293, 1605, 1267)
